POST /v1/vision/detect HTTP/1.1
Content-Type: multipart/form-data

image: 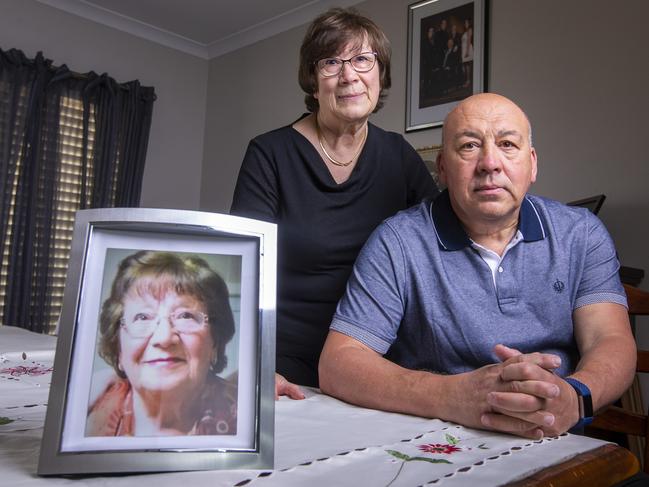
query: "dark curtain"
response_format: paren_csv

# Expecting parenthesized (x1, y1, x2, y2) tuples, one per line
(0, 47, 156, 333)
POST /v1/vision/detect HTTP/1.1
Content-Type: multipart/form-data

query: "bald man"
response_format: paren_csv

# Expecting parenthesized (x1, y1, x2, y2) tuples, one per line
(319, 93, 636, 439)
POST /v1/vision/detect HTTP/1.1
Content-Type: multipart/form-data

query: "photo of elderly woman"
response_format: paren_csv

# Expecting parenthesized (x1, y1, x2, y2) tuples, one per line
(85, 250, 239, 437)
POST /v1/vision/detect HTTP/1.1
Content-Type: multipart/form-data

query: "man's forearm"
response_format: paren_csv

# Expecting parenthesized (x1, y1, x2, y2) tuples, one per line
(571, 303, 636, 412)
(319, 331, 561, 436)
(319, 332, 456, 420)
(570, 334, 636, 412)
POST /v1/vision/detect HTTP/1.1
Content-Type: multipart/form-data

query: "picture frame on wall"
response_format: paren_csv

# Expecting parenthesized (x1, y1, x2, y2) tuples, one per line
(406, 0, 487, 131)
(38, 208, 277, 476)
(416, 144, 443, 187)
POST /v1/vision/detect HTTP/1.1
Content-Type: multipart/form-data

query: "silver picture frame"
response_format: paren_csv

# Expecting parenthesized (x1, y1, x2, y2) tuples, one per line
(38, 208, 276, 475)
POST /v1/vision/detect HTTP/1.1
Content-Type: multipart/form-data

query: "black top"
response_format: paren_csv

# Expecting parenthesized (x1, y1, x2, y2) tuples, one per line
(230, 118, 438, 386)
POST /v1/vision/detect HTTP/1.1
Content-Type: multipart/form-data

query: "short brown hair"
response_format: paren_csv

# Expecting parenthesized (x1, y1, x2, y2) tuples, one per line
(298, 7, 391, 113)
(98, 251, 235, 377)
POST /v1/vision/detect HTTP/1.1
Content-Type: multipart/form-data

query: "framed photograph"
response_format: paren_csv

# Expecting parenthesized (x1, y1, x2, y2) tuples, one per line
(416, 144, 443, 187)
(38, 208, 277, 475)
(406, 0, 488, 131)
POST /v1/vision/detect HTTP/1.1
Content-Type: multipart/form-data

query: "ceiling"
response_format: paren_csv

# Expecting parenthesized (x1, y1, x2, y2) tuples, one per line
(36, 0, 363, 59)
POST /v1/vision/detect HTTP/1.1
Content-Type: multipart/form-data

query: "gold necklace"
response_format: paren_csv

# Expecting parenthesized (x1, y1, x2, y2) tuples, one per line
(315, 117, 368, 167)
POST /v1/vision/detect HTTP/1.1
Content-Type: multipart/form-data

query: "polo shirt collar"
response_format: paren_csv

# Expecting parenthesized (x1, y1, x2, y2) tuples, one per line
(430, 189, 546, 251)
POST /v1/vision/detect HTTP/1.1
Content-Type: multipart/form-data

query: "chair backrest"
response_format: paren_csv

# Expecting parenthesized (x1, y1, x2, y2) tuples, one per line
(624, 284, 649, 372)
(589, 284, 649, 472)
(626, 284, 649, 315)
(566, 194, 606, 214)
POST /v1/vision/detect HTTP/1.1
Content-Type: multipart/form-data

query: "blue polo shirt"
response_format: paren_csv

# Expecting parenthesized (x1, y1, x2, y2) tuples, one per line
(331, 190, 627, 377)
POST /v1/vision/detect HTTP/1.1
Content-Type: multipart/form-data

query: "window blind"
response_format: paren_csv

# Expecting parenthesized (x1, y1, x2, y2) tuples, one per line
(0, 91, 95, 334)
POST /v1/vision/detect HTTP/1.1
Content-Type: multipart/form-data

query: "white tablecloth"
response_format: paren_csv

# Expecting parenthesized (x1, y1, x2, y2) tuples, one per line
(0, 326, 611, 486)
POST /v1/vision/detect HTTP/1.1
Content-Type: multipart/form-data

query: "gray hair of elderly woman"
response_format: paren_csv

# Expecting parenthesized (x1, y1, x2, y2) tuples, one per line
(98, 251, 235, 377)
(298, 7, 392, 113)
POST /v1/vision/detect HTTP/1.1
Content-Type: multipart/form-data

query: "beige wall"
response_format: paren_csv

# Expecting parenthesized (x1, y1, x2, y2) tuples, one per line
(0, 0, 209, 210)
(201, 26, 306, 213)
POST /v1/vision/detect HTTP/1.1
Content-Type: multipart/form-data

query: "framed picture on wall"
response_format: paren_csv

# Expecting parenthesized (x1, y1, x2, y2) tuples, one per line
(406, 0, 488, 131)
(38, 208, 277, 475)
(416, 144, 443, 187)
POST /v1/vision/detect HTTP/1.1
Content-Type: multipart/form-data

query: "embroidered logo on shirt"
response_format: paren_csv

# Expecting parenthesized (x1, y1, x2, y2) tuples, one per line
(553, 279, 565, 293)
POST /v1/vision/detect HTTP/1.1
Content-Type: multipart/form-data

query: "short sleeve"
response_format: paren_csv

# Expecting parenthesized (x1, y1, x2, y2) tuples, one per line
(574, 212, 627, 309)
(230, 139, 279, 222)
(330, 222, 408, 354)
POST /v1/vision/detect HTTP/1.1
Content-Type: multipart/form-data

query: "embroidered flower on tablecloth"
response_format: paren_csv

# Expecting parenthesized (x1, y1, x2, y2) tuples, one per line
(417, 443, 462, 455)
(0, 365, 53, 376)
(385, 432, 490, 486)
(387, 433, 465, 464)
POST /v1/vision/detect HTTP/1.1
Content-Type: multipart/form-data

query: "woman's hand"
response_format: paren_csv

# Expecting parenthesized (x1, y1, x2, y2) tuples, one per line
(275, 373, 305, 400)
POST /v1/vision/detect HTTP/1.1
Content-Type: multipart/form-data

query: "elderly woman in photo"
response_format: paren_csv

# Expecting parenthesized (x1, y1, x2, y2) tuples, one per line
(231, 8, 438, 390)
(86, 251, 237, 437)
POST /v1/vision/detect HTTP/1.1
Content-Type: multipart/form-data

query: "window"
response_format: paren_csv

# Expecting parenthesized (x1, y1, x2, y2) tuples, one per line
(0, 48, 154, 335)
(0, 93, 96, 333)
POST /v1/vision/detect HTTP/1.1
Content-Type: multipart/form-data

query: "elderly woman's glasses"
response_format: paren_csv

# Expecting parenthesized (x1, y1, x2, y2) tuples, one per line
(120, 310, 209, 338)
(316, 51, 378, 77)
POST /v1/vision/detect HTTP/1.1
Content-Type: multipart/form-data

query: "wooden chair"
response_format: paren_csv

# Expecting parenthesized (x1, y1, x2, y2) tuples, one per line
(588, 283, 649, 472)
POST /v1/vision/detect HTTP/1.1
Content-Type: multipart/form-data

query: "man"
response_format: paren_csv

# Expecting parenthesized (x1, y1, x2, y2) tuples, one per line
(431, 19, 449, 71)
(421, 26, 436, 95)
(441, 38, 460, 93)
(319, 93, 636, 439)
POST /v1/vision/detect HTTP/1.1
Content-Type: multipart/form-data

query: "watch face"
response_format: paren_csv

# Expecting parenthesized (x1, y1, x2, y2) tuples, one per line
(582, 394, 593, 419)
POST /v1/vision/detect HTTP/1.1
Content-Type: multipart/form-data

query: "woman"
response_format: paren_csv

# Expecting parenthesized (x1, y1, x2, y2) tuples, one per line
(461, 19, 473, 87)
(86, 251, 237, 436)
(230, 8, 438, 388)
(231, 9, 437, 386)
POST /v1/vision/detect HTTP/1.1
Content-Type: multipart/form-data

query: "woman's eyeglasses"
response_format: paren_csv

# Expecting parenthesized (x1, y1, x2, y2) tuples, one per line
(120, 310, 209, 338)
(316, 52, 378, 77)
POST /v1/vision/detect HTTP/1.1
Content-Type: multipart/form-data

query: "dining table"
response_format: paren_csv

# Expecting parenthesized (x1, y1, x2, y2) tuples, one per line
(0, 325, 638, 486)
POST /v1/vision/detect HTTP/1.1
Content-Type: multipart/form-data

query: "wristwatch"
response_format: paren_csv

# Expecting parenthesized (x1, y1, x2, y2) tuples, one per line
(564, 377, 594, 430)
